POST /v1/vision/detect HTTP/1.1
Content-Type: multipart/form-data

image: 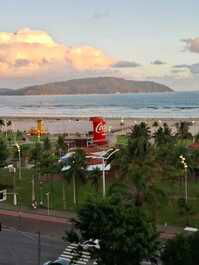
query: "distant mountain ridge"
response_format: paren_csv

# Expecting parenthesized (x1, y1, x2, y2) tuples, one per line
(0, 77, 173, 95)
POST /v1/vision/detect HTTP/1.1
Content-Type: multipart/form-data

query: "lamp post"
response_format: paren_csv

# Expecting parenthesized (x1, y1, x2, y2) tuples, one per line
(7, 164, 17, 206)
(120, 117, 124, 135)
(179, 155, 188, 203)
(15, 143, 22, 180)
(46, 192, 50, 215)
(32, 175, 36, 203)
(192, 120, 195, 143)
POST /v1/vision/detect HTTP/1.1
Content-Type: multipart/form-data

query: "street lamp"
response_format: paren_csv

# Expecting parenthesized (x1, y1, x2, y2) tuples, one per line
(87, 149, 119, 197)
(179, 155, 188, 203)
(120, 117, 124, 135)
(7, 164, 17, 206)
(192, 120, 195, 143)
(15, 143, 22, 180)
(46, 192, 50, 215)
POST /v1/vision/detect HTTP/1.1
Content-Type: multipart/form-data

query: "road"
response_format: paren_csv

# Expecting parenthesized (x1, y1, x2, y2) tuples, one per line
(0, 209, 72, 238)
(0, 209, 72, 264)
(0, 229, 66, 265)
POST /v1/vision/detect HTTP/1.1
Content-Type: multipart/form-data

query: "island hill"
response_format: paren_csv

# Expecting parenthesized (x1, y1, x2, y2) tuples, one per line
(0, 77, 173, 95)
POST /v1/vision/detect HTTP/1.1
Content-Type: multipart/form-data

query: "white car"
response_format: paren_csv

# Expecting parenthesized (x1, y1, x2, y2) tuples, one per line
(43, 259, 69, 265)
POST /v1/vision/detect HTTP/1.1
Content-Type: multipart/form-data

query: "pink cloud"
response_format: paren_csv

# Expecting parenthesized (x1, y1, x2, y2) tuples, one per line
(0, 28, 113, 80)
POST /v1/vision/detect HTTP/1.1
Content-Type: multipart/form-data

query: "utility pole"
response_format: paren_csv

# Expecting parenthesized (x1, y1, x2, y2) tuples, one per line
(46, 192, 50, 215)
(7, 164, 17, 205)
(15, 143, 22, 180)
(38, 231, 41, 265)
(179, 155, 188, 203)
(32, 175, 35, 202)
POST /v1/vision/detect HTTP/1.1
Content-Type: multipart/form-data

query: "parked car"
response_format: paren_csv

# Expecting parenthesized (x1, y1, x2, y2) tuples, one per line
(43, 258, 69, 265)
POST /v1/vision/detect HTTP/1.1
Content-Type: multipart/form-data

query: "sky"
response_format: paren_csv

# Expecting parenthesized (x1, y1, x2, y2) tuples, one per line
(1, 0, 199, 90)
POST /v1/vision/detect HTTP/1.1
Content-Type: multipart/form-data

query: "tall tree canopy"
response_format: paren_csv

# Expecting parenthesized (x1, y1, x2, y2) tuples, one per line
(65, 185, 160, 265)
(0, 139, 9, 166)
(62, 149, 87, 205)
(128, 122, 151, 160)
(162, 232, 199, 265)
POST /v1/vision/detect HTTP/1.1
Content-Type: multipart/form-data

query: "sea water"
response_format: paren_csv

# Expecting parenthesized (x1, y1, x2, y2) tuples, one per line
(0, 91, 199, 118)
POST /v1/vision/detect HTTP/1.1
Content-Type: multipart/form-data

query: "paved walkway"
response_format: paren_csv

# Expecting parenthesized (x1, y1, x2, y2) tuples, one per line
(0, 208, 71, 224)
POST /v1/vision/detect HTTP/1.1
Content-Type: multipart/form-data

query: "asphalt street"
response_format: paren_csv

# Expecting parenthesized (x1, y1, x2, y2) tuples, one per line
(0, 229, 66, 265)
(0, 210, 72, 238)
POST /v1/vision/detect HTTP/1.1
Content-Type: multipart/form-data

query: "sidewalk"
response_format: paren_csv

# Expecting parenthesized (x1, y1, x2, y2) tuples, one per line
(0, 203, 77, 224)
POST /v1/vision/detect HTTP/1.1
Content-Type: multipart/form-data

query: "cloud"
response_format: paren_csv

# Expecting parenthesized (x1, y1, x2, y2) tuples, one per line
(174, 63, 199, 74)
(14, 59, 32, 67)
(91, 10, 110, 20)
(171, 69, 186, 74)
(0, 28, 113, 80)
(111, 60, 141, 68)
(182, 37, 199, 53)
(151, 60, 166, 65)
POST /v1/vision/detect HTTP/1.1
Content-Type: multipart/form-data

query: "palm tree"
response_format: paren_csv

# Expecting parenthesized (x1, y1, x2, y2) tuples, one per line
(130, 122, 151, 139)
(0, 119, 5, 133)
(154, 125, 174, 146)
(43, 136, 51, 151)
(128, 162, 166, 222)
(152, 121, 159, 128)
(56, 135, 67, 156)
(113, 145, 130, 178)
(62, 149, 87, 205)
(175, 121, 192, 140)
(0, 139, 9, 166)
(36, 150, 59, 209)
(5, 120, 12, 139)
(128, 122, 151, 160)
(89, 167, 101, 192)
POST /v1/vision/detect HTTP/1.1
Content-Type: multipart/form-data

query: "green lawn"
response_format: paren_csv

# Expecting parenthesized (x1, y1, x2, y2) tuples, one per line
(0, 167, 101, 211)
(117, 135, 128, 145)
(1, 160, 199, 227)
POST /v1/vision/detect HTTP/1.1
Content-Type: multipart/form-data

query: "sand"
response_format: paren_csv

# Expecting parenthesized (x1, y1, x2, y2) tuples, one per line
(1, 116, 199, 136)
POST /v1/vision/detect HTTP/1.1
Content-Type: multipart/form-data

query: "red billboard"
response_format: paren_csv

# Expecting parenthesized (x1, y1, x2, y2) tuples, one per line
(90, 117, 107, 145)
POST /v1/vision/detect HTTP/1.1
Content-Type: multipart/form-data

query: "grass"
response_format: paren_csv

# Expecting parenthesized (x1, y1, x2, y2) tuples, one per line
(117, 135, 128, 145)
(1, 166, 199, 227)
(0, 167, 100, 211)
(1, 131, 199, 227)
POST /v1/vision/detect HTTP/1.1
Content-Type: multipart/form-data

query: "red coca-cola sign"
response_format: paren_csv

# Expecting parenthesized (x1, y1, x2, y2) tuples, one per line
(90, 117, 107, 144)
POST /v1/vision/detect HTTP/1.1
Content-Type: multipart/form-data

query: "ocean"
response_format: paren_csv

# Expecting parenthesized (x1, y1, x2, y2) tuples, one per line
(0, 91, 199, 118)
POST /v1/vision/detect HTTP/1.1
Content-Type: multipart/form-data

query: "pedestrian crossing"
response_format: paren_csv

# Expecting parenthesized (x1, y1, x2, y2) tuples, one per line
(59, 243, 97, 265)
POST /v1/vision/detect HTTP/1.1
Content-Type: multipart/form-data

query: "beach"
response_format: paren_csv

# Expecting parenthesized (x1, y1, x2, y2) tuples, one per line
(2, 116, 199, 136)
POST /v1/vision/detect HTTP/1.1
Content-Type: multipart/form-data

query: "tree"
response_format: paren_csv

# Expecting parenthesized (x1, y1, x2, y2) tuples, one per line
(57, 135, 67, 154)
(39, 151, 59, 176)
(113, 145, 130, 177)
(175, 121, 193, 140)
(0, 139, 9, 166)
(194, 132, 199, 143)
(43, 136, 51, 151)
(30, 142, 43, 166)
(0, 119, 5, 132)
(62, 149, 87, 205)
(12, 143, 31, 167)
(154, 125, 174, 146)
(89, 167, 101, 192)
(128, 162, 166, 213)
(162, 232, 199, 265)
(65, 185, 160, 265)
(128, 122, 151, 160)
(152, 121, 159, 127)
(4, 120, 12, 139)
